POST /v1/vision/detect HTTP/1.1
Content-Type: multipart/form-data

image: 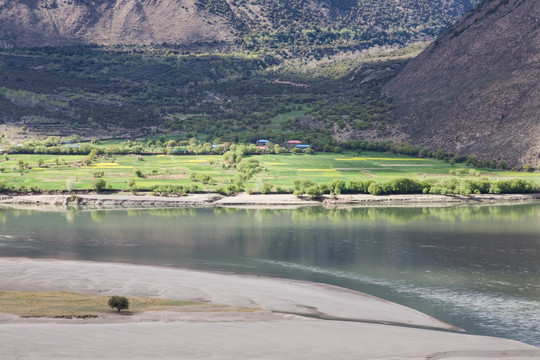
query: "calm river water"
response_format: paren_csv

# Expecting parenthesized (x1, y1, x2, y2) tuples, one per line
(0, 204, 539, 345)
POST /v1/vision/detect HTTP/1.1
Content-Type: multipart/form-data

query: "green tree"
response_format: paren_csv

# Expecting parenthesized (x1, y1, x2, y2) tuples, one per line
(17, 160, 26, 171)
(108, 296, 129, 313)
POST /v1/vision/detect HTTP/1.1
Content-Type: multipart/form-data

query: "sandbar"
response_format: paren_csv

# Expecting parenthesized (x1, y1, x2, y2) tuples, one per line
(0, 258, 539, 359)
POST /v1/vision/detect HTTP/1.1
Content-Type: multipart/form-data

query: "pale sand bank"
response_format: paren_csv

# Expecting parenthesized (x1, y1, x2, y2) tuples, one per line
(1, 192, 540, 209)
(0, 258, 539, 359)
(0, 258, 452, 329)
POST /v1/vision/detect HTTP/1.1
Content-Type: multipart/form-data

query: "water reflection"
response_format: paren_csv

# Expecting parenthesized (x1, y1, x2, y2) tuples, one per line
(103, 204, 540, 225)
(4, 203, 539, 224)
(0, 203, 539, 345)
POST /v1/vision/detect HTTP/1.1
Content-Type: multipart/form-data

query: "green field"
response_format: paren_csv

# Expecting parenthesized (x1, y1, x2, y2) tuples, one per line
(1, 151, 538, 194)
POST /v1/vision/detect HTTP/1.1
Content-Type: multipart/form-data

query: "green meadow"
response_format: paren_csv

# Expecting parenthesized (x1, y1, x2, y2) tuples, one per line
(1, 151, 538, 194)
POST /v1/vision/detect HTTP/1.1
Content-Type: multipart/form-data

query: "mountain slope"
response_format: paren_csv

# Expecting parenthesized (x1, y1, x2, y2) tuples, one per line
(0, 0, 234, 48)
(0, 0, 479, 55)
(384, 0, 540, 166)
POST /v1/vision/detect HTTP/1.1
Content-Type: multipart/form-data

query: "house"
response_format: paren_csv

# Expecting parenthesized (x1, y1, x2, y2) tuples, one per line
(256, 139, 270, 147)
(286, 140, 302, 150)
(256, 139, 270, 150)
(295, 144, 311, 152)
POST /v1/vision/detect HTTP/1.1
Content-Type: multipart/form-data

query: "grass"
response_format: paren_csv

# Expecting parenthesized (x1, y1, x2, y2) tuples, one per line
(267, 107, 308, 131)
(0, 290, 201, 317)
(0, 151, 539, 193)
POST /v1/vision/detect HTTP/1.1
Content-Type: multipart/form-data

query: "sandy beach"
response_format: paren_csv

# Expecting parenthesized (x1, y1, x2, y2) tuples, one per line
(0, 258, 539, 359)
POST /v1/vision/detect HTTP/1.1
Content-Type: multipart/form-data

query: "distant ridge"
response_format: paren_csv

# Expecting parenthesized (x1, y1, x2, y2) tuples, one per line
(0, 0, 478, 55)
(384, 0, 540, 166)
(0, 0, 234, 48)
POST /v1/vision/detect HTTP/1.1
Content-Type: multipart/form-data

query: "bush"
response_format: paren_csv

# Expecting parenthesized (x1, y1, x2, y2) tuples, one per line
(190, 172, 216, 185)
(346, 180, 374, 193)
(261, 182, 273, 194)
(385, 178, 424, 194)
(367, 183, 382, 195)
(215, 184, 242, 196)
(128, 179, 137, 194)
(329, 179, 346, 195)
(108, 296, 129, 313)
(293, 179, 315, 191)
(151, 185, 187, 196)
(305, 185, 323, 198)
(92, 179, 107, 192)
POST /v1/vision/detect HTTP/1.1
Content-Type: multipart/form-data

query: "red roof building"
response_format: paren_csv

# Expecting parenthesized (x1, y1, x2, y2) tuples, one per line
(286, 140, 302, 149)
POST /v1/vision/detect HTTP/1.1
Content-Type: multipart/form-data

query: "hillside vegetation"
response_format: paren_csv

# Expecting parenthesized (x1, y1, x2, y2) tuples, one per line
(197, 0, 480, 57)
(0, 44, 425, 149)
(0, 0, 479, 57)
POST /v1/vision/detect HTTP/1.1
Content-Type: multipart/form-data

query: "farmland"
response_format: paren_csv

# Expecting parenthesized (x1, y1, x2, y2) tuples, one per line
(1, 151, 538, 195)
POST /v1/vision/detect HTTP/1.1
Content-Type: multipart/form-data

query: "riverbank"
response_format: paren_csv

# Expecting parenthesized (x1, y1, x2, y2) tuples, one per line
(1, 258, 539, 359)
(1, 192, 540, 209)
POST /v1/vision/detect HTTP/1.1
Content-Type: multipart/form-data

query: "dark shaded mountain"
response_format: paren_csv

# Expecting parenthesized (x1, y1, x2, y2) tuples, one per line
(384, 0, 540, 166)
(0, 0, 479, 56)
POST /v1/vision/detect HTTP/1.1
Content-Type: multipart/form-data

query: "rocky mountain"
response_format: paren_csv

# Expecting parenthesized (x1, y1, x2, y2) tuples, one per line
(384, 0, 540, 166)
(0, 0, 234, 48)
(0, 0, 479, 55)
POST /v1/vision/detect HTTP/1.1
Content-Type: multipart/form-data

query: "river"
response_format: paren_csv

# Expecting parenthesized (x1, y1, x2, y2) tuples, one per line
(0, 204, 539, 345)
